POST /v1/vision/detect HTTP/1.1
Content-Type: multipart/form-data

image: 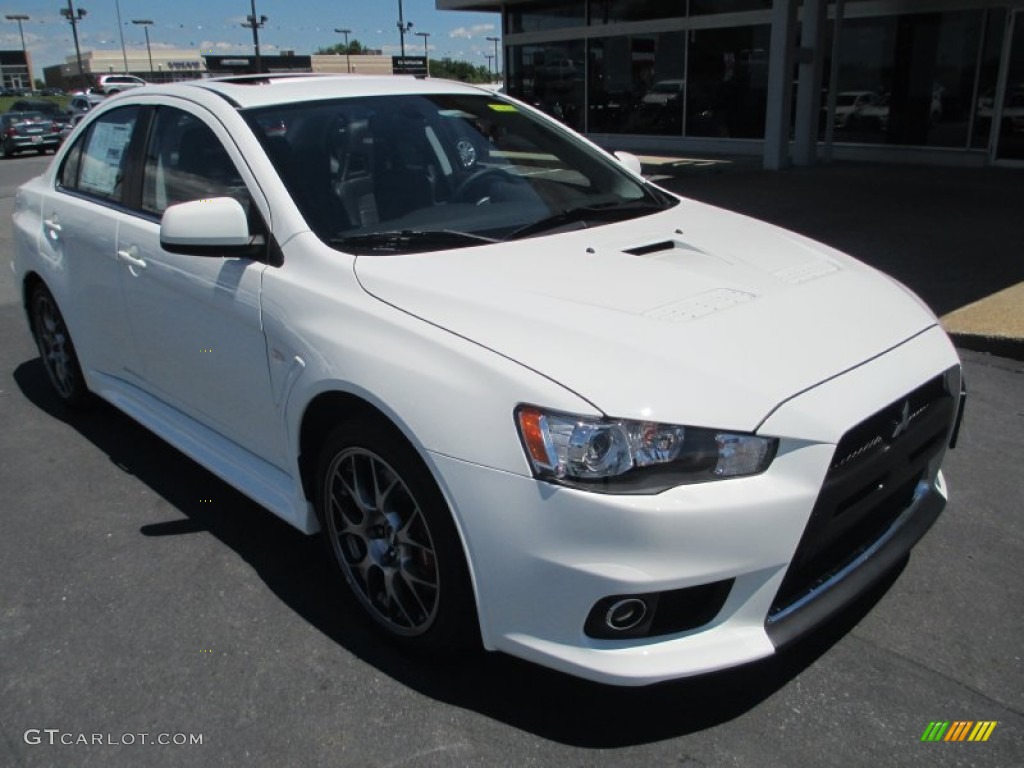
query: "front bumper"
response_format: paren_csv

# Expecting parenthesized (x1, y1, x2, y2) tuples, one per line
(432, 326, 961, 686)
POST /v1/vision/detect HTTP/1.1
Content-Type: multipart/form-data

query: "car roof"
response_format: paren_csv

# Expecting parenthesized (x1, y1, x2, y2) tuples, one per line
(128, 74, 497, 111)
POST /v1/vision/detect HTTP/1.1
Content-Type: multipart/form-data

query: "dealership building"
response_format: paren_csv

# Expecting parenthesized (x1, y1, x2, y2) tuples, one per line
(41, 50, 399, 91)
(438, 0, 1024, 167)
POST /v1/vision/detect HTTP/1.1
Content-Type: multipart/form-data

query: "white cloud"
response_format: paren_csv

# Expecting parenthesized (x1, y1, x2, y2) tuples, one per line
(448, 24, 495, 40)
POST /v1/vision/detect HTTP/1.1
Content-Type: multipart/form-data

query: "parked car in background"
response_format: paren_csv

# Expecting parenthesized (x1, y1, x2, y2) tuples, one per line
(12, 74, 965, 686)
(68, 92, 106, 126)
(0, 112, 62, 157)
(91, 74, 148, 95)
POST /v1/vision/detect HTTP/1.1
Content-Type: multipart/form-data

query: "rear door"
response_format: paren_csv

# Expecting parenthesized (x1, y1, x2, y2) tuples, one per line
(36, 105, 144, 378)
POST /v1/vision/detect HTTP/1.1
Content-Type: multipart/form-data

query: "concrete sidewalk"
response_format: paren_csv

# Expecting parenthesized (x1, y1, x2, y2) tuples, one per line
(641, 155, 1024, 360)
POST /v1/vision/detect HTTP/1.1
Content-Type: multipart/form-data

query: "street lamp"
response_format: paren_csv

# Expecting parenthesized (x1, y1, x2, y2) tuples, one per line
(415, 31, 430, 75)
(486, 35, 500, 81)
(59, 0, 87, 84)
(396, 0, 413, 57)
(114, 0, 128, 72)
(132, 20, 154, 78)
(5, 14, 29, 90)
(334, 27, 352, 73)
(240, 0, 268, 73)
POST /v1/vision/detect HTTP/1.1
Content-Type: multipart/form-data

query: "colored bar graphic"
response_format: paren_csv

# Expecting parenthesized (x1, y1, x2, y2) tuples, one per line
(969, 722, 998, 742)
(921, 720, 997, 742)
(945, 721, 972, 741)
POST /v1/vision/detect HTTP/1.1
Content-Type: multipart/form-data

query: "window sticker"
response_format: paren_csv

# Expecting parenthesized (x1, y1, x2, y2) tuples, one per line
(487, 104, 518, 112)
(80, 121, 134, 197)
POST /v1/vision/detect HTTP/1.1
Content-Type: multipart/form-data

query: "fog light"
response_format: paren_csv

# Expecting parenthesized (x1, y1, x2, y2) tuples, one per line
(605, 598, 648, 631)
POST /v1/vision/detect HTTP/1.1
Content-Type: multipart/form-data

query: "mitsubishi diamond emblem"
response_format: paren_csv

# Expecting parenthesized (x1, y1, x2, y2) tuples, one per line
(891, 400, 912, 440)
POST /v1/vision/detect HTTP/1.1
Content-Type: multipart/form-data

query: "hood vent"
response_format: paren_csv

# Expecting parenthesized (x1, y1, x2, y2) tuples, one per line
(624, 240, 676, 256)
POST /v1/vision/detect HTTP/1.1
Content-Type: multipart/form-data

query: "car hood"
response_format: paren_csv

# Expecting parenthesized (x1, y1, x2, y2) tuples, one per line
(354, 199, 938, 432)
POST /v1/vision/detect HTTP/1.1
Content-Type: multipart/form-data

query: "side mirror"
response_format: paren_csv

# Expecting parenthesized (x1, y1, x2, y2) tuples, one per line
(614, 150, 643, 176)
(160, 197, 254, 256)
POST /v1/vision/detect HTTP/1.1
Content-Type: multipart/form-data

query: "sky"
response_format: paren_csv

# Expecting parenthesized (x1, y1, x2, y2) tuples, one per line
(1, 1, 501, 78)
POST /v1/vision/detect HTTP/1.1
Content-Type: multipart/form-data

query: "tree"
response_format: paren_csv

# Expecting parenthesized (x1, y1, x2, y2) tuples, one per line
(428, 58, 491, 84)
(316, 39, 374, 56)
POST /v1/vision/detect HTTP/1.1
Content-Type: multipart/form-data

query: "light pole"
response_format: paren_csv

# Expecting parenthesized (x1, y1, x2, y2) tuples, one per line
(415, 31, 429, 75)
(486, 35, 500, 81)
(484, 53, 494, 79)
(5, 14, 29, 90)
(114, 0, 128, 72)
(59, 0, 87, 84)
(334, 27, 351, 73)
(240, 0, 268, 73)
(396, 0, 413, 57)
(133, 20, 154, 78)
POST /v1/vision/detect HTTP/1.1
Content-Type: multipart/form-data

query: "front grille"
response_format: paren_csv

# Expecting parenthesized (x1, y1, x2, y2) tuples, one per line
(769, 367, 958, 617)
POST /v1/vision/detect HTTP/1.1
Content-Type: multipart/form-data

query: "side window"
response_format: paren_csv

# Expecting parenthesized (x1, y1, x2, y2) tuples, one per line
(58, 136, 84, 189)
(65, 107, 139, 202)
(142, 107, 249, 217)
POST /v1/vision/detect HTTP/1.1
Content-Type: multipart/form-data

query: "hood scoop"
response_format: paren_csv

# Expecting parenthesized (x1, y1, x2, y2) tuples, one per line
(624, 240, 678, 256)
(623, 237, 720, 259)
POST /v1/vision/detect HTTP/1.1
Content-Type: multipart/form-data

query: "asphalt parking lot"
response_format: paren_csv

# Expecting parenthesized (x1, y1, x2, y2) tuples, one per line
(1, 153, 1021, 768)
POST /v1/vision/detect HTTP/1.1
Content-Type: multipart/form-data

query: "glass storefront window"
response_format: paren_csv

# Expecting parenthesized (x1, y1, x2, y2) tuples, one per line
(689, 1, 772, 14)
(507, 41, 587, 133)
(686, 25, 770, 138)
(588, 33, 686, 135)
(588, 1, 680, 26)
(972, 9, 1008, 150)
(508, 3, 585, 34)
(994, 11, 1024, 161)
(829, 11, 985, 148)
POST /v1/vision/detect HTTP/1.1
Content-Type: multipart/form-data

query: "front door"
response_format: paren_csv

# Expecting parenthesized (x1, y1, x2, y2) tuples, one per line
(116, 104, 285, 468)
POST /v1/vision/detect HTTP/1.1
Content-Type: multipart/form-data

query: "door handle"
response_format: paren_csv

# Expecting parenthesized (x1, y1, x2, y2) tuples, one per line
(117, 247, 147, 270)
(43, 216, 61, 237)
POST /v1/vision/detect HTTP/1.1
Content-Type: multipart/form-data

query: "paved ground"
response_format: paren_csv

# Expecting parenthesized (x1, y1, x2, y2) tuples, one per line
(1, 154, 1022, 767)
(646, 157, 1024, 359)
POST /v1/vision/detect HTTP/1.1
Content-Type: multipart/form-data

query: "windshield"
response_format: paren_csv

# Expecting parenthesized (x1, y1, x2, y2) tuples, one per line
(243, 93, 675, 253)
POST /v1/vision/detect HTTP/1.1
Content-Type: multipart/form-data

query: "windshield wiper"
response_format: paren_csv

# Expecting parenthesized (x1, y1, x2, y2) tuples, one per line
(502, 200, 667, 241)
(331, 229, 499, 254)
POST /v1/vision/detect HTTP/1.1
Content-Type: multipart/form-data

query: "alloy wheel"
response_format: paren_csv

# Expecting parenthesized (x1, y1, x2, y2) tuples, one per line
(323, 447, 440, 636)
(33, 291, 78, 400)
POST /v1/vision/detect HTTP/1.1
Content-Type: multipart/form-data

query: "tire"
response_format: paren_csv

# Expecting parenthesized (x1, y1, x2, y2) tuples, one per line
(29, 285, 90, 408)
(315, 414, 477, 653)
(0, 142, 8, 159)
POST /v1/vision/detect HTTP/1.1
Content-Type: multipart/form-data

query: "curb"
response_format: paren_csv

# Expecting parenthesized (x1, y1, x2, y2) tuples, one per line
(949, 333, 1024, 362)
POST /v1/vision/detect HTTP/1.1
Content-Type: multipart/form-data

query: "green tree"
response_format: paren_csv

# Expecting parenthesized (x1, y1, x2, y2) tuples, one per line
(316, 39, 372, 56)
(428, 58, 492, 84)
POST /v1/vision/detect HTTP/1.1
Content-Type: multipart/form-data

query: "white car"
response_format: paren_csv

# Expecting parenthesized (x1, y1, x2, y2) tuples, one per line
(91, 74, 148, 95)
(12, 75, 964, 686)
(68, 92, 106, 126)
(828, 90, 878, 129)
(642, 79, 685, 106)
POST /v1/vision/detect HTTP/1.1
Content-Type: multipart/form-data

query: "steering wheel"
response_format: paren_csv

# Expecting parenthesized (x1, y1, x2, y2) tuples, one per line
(451, 167, 516, 205)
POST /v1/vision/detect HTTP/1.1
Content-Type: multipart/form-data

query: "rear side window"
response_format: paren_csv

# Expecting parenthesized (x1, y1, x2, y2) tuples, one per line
(58, 106, 140, 203)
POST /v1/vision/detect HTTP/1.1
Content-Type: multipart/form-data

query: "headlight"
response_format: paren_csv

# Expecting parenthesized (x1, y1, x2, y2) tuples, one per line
(515, 405, 777, 494)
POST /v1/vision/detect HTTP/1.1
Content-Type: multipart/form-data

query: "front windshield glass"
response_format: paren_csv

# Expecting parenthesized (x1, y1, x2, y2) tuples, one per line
(243, 93, 675, 253)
